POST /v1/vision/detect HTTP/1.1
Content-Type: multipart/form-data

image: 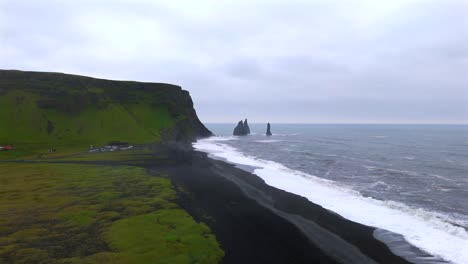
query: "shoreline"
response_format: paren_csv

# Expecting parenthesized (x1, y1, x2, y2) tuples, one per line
(149, 144, 439, 264)
(193, 136, 462, 264)
(2, 143, 446, 263)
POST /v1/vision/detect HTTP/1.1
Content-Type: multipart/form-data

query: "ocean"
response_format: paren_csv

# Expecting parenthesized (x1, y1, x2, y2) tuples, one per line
(194, 124, 468, 264)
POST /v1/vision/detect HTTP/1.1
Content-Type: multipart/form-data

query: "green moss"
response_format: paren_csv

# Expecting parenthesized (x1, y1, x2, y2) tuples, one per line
(2, 228, 48, 243)
(59, 252, 122, 264)
(95, 191, 121, 201)
(0, 162, 223, 263)
(59, 206, 98, 226)
(96, 211, 121, 222)
(104, 210, 223, 264)
(10, 248, 49, 263)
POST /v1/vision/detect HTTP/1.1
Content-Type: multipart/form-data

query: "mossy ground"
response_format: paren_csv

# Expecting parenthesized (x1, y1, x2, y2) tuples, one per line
(0, 154, 223, 264)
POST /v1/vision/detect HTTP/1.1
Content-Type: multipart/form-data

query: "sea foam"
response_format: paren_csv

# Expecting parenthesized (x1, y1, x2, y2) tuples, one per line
(194, 137, 468, 264)
(255, 139, 284, 143)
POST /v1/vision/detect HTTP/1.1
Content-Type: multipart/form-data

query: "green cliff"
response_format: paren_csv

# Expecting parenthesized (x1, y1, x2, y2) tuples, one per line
(0, 70, 212, 147)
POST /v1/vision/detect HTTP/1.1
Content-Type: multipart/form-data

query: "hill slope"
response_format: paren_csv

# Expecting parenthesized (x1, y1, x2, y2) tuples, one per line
(0, 70, 212, 147)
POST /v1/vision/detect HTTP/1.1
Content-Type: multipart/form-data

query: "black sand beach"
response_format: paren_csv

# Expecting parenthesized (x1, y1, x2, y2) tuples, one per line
(140, 144, 419, 264)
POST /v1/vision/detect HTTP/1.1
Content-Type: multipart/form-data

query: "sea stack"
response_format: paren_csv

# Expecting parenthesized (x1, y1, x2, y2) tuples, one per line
(244, 119, 251, 134)
(266, 123, 272, 136)
(233, 119, 251, 136)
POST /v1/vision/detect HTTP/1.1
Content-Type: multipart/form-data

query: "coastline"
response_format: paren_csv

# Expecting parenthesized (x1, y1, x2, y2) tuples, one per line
(147, 143, 430, 264)
(1, 143, 446, 263)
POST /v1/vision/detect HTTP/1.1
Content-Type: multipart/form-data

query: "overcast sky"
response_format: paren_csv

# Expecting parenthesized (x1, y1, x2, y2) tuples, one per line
(1, 0, 467, 124)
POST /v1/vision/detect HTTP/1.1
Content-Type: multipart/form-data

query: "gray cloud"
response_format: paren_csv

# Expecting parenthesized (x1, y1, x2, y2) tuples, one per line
(1, 0, 467, 123)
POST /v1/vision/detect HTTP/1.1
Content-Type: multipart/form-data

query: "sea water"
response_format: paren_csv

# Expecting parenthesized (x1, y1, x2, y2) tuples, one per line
(194, 124, 468, 264)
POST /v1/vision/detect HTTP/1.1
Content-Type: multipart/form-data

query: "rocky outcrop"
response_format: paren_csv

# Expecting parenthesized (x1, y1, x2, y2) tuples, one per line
(266, 123, 272, 136)
(233, 121, 245, 136)
(233, 119, 251, 136)
(244, 119, 250, 134)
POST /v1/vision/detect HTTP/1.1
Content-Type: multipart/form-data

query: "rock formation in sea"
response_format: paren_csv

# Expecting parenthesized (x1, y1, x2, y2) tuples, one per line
(244, 119, 250, 134)
(233, 121, 245, 135)
(244, 118, 250, 135)
(266, 123, 272, 136)
(233, 119, 251, 136)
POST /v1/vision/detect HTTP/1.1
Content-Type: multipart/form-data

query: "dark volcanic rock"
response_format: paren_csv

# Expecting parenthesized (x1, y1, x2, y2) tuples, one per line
(233, 120, 246, 136)
(266, 123, 272, 136)
(233, 119, 251, 136)
(244, 119, 250, 134)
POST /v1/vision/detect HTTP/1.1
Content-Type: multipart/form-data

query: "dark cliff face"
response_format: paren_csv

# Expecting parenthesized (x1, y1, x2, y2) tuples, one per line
(0, 70, 212, 144)
(161, 89, 213, 142)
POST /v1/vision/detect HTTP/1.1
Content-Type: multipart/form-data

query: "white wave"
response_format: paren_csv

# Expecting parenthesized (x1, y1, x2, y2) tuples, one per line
(364, 165, 457, 182)
(430, 173, 457, 182)
(209, 136, 238, 141)
(255, 139, 284, 143)
(194, 137, 468, 264)
(268, 133, 301, 136)
(368, 180, 391, 190)
(439, 188, 452, 192)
